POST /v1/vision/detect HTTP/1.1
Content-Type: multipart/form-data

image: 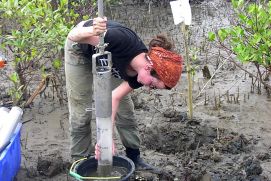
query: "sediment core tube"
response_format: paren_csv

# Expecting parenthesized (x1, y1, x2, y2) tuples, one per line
(94, 65, 113, 176)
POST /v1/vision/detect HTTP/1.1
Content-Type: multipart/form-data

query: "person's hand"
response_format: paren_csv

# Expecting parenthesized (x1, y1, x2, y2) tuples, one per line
(92, 17, 107, 36)
(95, 139, 116, 160)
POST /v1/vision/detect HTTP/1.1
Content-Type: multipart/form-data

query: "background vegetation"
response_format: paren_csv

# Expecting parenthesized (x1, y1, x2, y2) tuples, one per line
(208, 0, 271, 95)
(1, 0, 271, 108)
(0, 0, 118, 107)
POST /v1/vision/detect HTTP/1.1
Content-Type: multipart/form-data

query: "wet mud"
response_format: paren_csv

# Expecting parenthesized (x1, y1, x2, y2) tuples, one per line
(8, 0, 271, 180)
(138, 109, 269, 181)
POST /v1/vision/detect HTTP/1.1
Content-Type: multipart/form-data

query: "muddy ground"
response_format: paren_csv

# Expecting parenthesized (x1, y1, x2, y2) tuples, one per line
(11, 55, 271, 181)
(1, 0, 271, 181)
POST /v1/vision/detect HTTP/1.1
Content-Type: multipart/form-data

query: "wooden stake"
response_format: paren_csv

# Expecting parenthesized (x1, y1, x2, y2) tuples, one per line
(181, 24, 193, 120)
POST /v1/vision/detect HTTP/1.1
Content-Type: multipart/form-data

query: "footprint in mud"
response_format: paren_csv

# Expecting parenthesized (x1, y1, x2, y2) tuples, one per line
(243, 157, 263, 177)
(37, 155, 69, 178)
(163, 108, 188, 122)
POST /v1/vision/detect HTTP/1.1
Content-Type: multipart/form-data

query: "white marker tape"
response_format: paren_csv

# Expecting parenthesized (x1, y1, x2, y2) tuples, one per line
(170, 0, 192, 25)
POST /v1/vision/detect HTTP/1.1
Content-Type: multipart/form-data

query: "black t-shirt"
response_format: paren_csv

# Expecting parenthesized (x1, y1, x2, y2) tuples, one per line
(77, 20, 147, 89)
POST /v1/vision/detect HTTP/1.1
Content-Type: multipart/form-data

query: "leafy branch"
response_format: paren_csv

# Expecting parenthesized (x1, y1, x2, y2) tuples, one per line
(208, 0, 271, 93)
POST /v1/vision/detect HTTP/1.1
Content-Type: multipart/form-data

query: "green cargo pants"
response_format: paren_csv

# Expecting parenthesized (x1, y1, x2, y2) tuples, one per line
(64, 39, 140, 159)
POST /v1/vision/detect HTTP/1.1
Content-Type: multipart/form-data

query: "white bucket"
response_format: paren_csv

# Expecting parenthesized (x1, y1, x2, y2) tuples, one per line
(0, 106, 23, 151)
(0, 107, 10, 129)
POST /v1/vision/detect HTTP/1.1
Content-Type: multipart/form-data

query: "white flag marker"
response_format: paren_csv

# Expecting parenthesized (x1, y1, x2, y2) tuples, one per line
(170, 0, 192, 25)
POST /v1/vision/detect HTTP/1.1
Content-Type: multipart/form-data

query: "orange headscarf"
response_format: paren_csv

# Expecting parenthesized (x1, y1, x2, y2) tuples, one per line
(148, 47, 183, 88)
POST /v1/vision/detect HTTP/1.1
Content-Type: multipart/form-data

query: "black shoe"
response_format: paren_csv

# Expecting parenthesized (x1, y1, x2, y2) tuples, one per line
(134, 156, 161, 174)
(125, 147, 161, 174)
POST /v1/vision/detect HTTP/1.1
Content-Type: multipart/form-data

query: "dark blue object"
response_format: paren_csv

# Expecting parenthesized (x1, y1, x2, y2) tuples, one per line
(0, 123, 22, 181)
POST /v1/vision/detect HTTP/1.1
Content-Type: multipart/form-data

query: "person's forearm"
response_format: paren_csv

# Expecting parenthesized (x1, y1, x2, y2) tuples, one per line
(112, 82, 133, 123)
(112, 96, 120, 124)
(68, 17, 107, 45)
(68, 26, 97, 43)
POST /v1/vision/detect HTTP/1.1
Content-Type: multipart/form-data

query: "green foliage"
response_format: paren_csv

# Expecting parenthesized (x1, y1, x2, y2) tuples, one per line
(208, 32, 216, 41)
(1, 0, 75, 54)
(208, 0, 271, 68)
(189, 47, 200, 76)
(0, 0, 79, 105)
(52, 59, 62, 70)
(8, 72, 23, 105)
(0, 0, 120, 106)
(231, 0, 244, 9)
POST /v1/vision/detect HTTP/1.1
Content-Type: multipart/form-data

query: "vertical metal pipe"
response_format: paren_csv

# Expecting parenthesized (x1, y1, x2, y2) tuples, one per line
(92, 0, 113, 177)
(93, 54, 112, 118)
(98, 0, 104, 21)
(98, 0, 105, 52)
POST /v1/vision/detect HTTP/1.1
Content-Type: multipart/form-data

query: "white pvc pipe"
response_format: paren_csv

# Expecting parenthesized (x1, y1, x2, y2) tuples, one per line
(0, 106, 23, 151)
(96, 117, 113, 165)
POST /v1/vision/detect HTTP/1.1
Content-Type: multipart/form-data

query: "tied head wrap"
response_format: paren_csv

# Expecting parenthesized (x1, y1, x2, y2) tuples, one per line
(148, 47, 183, 88)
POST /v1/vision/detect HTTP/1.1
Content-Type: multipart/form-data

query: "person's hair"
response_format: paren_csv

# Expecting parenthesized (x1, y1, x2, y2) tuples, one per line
(148, 34, 173, 51)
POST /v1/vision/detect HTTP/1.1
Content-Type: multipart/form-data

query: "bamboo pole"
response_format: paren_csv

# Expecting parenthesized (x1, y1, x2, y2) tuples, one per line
(182, 23, 193, 120)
